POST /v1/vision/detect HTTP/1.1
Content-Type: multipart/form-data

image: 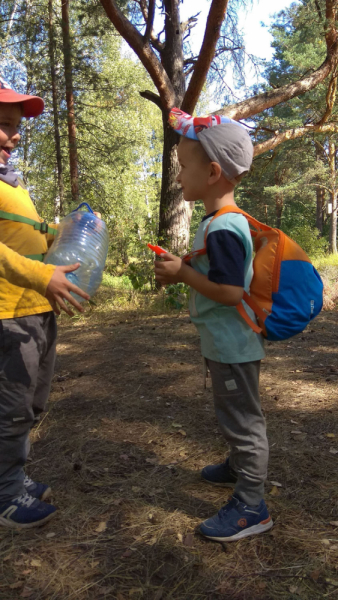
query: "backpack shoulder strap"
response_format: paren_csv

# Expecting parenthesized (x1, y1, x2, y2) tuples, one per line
(237, 301, 262, 334)
(0, 210, 58, 236)
(182, 205, 270, 262)
(204, 206, 267, 335)
(203, 205, 271, 246)
(182, 205, 265, 335)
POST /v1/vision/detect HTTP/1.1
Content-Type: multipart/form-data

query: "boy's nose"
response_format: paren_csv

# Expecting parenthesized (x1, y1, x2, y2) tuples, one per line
(12, 131, 20, 143)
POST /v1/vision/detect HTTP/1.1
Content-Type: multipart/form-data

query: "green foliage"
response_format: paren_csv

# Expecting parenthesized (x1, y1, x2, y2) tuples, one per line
(0, 0, 163, 268)
(286, 224, 328, 258)
(189, 201, 207, 241)
(313, 253, 338, 270)
(165, 283, 189, 310)
(126, 258, 155, 291)
(1, 0, 337, 286)
(101, 272, 134, 290)
(237, 0, 337, 253)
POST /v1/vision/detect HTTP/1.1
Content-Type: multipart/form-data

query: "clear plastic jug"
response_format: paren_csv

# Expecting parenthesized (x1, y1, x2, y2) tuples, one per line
(44, 203, 109, 301)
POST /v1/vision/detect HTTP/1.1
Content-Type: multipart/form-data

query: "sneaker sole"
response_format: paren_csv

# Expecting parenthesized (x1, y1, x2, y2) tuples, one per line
(201, 476, 237, 488)
(40, 487, 52, 502)
(0, 510, 57, 529)
(199, 517, 273, 542)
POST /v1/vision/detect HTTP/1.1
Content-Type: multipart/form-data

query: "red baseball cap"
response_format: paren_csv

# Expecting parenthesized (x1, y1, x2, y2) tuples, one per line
(0, 76, 44, 118)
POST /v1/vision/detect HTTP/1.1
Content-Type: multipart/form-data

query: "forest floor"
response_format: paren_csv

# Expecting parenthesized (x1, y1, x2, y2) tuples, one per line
(1, 288, 338, 600)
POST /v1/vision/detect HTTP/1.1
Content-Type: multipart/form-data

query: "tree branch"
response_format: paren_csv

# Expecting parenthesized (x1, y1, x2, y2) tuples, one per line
(144, 0, 155, 43)
(184, 65, 196, 77)
(184, 56, 198, 67)
(137, 0, 164, 52)
(183, 44, 241, 72)
(139, 89, 162, 108)
(317, 70, 338, 125)
(314, 0, 324, 21)
(100, 0, 173, 109)
(181, 12, 200, 35)
(254, 123, 338, 156)
(218, 0, 338, 121)
(182, 0, 230, 113)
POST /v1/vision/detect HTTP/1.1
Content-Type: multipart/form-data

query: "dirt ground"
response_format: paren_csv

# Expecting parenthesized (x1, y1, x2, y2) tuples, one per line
(1, 291, 338, 600)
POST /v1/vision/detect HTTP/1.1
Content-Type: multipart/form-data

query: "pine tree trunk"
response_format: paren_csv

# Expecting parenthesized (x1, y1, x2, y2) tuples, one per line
(5, 0, 20, 40)
(315, 141, 325, 233)
(275, 196, 283, 229)
(329, 140, 337, 253)
(158, 117, 193, 252)
(316, 186, 325, 233)
(49, 0, 64, 220)
(61, 0, 79, 204)
(274, 172, 284, 229)
(157, 0, 193, 252)
(21, 0, 33, 185)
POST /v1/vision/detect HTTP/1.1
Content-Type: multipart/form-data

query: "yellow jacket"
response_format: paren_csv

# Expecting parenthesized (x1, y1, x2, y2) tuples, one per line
(0, 180, 56, 319)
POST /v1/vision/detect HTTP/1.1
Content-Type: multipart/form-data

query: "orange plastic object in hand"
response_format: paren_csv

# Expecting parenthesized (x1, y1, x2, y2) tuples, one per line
(147, 243, 168, 256)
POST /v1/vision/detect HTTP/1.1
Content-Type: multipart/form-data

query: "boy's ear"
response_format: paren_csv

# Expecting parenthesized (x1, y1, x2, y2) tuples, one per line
(208, 161, 222, 184)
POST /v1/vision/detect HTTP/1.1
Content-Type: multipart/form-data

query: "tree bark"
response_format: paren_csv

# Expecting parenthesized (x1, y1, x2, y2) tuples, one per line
(100, 0, 228, 249)
(254, 123, 338, 156)
(48, 0, 64, 220)
(316, 184, 326, 234)
(22, 0, 33, 186)
(100, 0, 176, 111)
(61, 0, 79, 204)
(4, 0, 20, 40)
(182, 0, 230, 113)
(315, 141, 325, 233)
(220, 61, 336, 121)
(100, 0, 338, 249)
(219, 0, 338, 121)
(159, 117, 193, 252)
(156, 0, 192, 252)
(329, 139, 337, 253)
(274, 171, 284, 229)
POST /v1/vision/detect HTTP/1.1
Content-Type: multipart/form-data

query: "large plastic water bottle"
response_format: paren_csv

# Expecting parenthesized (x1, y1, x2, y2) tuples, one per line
(44, 203, 109, 301)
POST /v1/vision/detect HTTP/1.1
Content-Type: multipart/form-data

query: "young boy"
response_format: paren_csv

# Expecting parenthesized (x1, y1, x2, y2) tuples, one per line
(0, 78, 91, 529)
(154, 108, 273, 542)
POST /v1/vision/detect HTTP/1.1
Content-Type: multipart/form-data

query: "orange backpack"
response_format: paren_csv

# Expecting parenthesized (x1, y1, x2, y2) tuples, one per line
(183, 206, 323, 341)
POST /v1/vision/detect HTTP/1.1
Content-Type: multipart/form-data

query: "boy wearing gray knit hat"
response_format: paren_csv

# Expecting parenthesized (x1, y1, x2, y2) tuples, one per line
(154, 108, 272, 543)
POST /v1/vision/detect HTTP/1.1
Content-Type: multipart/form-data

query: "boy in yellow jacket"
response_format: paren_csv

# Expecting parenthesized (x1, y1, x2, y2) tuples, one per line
(0, 78, 89, 528)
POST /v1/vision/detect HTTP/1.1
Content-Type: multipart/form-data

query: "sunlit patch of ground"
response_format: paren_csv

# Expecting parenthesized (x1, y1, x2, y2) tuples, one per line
(1, 292, 338, 600)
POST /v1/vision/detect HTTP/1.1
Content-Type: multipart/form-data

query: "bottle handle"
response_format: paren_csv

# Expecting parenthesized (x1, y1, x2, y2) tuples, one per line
(72, 202, 94, 214)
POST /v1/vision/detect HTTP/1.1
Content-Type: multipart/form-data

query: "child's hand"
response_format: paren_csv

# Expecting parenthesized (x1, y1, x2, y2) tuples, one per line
(45, 264, 90, 316)
(154, 252, 188, 285)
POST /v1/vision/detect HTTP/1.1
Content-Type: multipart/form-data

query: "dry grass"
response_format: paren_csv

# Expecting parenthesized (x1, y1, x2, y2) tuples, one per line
(1, 289, 338, 599)
(322, 276, 338, 310)
(317, 262, 338, 310)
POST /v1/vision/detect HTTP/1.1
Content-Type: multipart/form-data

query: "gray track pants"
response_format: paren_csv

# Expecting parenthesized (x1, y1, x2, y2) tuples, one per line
(206, 359, 268, 506)
(0, 312, 57, 503)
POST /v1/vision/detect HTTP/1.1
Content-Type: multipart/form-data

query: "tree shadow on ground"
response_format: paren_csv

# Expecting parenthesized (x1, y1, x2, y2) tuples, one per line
(1, 308, 338, 599)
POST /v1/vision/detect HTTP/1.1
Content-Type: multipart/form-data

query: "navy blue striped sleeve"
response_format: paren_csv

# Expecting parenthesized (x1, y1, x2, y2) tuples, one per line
(206, 229, 246, 286)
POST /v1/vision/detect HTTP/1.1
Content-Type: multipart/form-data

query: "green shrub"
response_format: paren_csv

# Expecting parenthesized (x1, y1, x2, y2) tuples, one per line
(102, 272, 134, 290)
(126, 260, 155, 291)
(286, 224, 328, 258)
(165, 283, 189, 309)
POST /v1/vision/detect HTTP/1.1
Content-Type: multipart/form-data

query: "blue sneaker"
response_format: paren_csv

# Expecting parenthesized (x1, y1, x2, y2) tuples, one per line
(0, 493, 57, 529)
(199, 494, 273, 542)
(24, 475, 52, 501)
(201, 458, 238, 487)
